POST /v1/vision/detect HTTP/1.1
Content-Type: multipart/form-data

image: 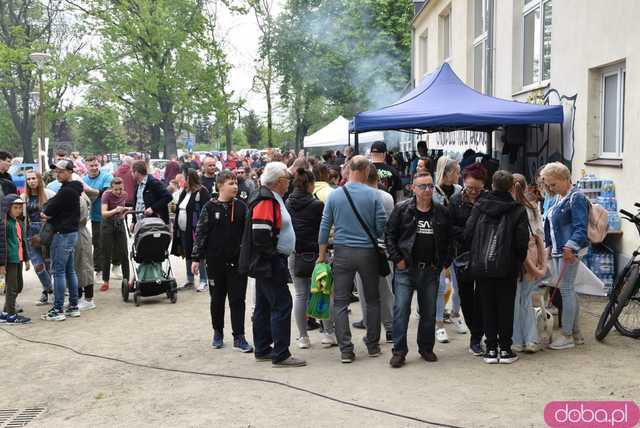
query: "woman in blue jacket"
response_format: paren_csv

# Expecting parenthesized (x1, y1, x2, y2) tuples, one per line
(541, 162, 589, 351)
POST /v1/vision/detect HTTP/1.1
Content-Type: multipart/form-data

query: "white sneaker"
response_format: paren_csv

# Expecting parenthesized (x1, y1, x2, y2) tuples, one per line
(297, 336, 311, 349)
(511, 344, 524, 353)
(524, 342, 539, 353)
(451, 316, 468, 334)
(321, 333, 338, 348)
(197, 282, 207, 292)
(111, 265, 122, 279)
(435, 328, 449, 343)
(78, 299, 96, 311)
(549, 334, 575, 350)
(95, 271, 103, 282)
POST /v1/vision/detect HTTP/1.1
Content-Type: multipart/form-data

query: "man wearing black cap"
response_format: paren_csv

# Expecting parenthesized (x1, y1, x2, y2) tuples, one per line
(41, 159, 84, 321)
(370, 141, 402, 203)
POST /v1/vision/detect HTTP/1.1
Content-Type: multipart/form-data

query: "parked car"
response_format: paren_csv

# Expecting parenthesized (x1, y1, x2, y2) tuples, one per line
(9, 163, 38, 194)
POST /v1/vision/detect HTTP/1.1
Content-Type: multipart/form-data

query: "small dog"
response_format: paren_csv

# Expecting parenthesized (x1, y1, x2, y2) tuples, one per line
(535, 291, 555, 346)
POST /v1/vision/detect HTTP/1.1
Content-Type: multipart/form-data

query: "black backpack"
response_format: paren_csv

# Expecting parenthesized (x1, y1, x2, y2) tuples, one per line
(470, 208, 519, 278)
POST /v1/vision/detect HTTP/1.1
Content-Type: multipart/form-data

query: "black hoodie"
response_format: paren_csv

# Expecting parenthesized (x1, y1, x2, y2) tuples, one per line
(43, 180, 83, 234)
(464, 191, 529, 279)
(285, 189, 324, 254)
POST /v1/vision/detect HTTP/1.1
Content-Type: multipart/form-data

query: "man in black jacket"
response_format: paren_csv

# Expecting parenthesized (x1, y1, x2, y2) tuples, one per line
(464, 170, 529, 365)
(385, 172, 451, 368)
(41, 160, 84, 321)
(238, 162, 305, 368)
(192, 171, 253, 354)
(131, 160, 172, 226)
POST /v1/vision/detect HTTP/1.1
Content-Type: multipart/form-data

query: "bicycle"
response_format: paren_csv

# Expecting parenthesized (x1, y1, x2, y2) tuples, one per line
(595, 203, 640, 341)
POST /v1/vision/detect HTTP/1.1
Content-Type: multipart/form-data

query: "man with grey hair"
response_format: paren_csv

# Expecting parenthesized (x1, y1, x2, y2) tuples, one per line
(318, 155, 387, 363)
(239, 162, 306, 368)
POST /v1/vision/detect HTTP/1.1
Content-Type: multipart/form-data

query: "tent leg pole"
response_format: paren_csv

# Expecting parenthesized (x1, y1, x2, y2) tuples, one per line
(355, 133, 360, 154)
(486, 131, 493, 157)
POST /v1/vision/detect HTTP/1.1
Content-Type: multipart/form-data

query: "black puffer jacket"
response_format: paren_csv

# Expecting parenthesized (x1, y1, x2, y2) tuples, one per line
(285, 189, 323, 254)
(385, 197, 451, 269)
(192, 197, 247, 269)
(43, 180, 83, 233)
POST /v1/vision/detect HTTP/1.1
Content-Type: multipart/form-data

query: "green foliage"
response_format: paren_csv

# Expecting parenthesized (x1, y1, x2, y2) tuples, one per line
(68, 97, 126, 155)
(242, 111, 262, 148)
(271, 0, 413, 149)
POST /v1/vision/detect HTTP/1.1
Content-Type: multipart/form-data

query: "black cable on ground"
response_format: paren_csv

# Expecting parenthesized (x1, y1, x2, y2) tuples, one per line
(0, 327, 464, 428)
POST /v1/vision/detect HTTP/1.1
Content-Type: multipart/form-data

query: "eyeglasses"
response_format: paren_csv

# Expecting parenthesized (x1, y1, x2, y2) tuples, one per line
(464, 186, 483, 193)
(415, 183, 434, 191)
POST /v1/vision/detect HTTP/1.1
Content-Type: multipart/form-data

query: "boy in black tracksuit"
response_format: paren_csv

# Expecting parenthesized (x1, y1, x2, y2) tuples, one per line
(192, 171, 253, 353)
(464, 171, 529, 364)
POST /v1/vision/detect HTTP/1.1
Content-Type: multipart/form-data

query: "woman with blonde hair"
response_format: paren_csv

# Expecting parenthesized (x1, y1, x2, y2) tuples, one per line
(540, 162, 588, 350)
(22, 170, 55, 306)
(432, 156, 465, 342)
(511, 173, 546, 353)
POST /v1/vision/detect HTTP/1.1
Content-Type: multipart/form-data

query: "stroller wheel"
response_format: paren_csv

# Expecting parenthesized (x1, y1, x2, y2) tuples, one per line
(170, 292, 177, 304)
(121, 279, 130, 302)
(134, 291, 141, 307)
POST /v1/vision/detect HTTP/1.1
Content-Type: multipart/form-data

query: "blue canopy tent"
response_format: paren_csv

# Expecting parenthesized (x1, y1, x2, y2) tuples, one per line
(349, 63, 563, 156)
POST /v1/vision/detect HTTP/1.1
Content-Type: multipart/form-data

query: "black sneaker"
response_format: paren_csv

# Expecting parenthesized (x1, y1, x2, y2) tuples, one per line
(419, 351, 438, 362)
(483, 349, 499, 364)
(341, 351, 356, 363)
(307, 317, 321, 331)
(254, 354, 272, 362)
(348, 293, 359, 303)
(65, 307, 81, 318)
(469, 342, 484, 356)
(385, 330, 393, 343)
(352, 320, 365, 330)
(5, 314, 31, 325)
(368, 346, 382, 357)
(499, 349, 519, 364)
(389, 352, 405, 368)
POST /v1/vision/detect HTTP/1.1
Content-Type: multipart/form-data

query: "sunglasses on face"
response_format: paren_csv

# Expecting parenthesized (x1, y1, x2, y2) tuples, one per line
(415, 183, 434, 191)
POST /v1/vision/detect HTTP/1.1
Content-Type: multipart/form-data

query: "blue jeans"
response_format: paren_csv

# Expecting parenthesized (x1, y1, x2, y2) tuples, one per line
(26, 222, 52, 291)
(393, 267, 439, 355)
(436, 266, 460, 321)
(553, 258, 580, 336)
(252, 254, 293, 363)
(512, 277, 538, 346)
(51, 232, 79, 311)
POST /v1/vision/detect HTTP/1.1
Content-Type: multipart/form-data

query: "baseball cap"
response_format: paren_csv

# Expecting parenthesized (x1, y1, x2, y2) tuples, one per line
(370, 141, 387, 153)
(50, 159, 75, 171)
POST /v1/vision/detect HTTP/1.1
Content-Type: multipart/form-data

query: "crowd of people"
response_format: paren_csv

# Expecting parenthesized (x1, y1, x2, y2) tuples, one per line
(0, 143, 589, 368)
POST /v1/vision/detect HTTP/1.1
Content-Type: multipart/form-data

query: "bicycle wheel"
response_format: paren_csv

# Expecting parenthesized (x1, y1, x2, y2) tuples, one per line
(614, 285, 640, 338)
(595, 264, 639, 341)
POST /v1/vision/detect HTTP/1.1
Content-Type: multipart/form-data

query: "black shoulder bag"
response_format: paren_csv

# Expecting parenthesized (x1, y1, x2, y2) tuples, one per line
(342, 186, 391, 277)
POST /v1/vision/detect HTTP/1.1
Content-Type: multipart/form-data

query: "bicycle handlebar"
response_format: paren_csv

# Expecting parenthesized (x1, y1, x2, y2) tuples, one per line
(635, 202, 640, 208)
(620, 209, 635, 218)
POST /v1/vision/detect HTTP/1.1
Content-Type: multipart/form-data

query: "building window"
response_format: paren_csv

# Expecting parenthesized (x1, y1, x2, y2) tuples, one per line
(600, 64, 625, 158)
(473, 0, 490, 92)
(439, 7, 451, 62)
(522, 0, 552, 87)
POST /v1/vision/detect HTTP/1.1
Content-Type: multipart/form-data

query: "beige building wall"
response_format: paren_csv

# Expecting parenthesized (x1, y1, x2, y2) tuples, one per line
(412, 0, 640, 256)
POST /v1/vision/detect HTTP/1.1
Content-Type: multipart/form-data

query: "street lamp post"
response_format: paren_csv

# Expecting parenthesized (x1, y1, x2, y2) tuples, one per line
(29, 52, 51, 173)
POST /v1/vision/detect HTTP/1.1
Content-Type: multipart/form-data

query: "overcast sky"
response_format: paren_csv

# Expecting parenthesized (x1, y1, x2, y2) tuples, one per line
(217, 1, 282, 118)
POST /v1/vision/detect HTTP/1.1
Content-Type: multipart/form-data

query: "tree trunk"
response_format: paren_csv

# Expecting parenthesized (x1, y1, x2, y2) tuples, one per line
(225, 123, 233, 155)
(158, 94, 177, 157)
(150, 124, 161, 154)
(265, 82, 273, 148)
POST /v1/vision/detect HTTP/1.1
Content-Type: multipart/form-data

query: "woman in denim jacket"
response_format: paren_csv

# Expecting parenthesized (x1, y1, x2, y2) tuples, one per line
(541, 162, 589, 350)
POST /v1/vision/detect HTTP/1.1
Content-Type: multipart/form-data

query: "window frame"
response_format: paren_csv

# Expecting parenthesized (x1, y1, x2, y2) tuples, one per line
(599, 64, 626, 159)
(419, 29, 429, 79)
(473, 0, 488, 92)
(521, 0, 552, 90)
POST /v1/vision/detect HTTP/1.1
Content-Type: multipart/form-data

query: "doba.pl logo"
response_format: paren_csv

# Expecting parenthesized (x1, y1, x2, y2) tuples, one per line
(544, 401, 640, 427)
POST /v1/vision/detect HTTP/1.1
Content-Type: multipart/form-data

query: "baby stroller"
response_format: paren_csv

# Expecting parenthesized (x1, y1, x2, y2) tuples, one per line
(122, 216, 178, 306)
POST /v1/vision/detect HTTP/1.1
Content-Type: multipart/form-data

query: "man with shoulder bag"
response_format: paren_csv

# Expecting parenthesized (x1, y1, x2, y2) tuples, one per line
(317, 156, 387, 363)
(385, 172, 451, 367)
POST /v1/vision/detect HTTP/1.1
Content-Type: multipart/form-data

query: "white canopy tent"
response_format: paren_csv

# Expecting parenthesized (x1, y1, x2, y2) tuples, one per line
(303, 116, 384, 148)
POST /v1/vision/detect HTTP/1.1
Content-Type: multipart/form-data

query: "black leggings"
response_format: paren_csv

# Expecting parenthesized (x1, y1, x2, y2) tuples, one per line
(208, 264, 248, 337)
